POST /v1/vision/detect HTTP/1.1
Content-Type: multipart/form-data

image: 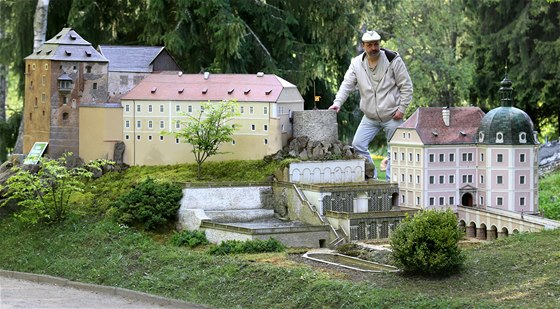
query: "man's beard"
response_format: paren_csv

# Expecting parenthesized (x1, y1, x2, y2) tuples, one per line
(367, 50, 380, 58)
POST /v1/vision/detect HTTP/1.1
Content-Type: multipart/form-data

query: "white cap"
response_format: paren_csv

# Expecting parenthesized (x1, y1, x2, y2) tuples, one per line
(362, 30, 381, 42)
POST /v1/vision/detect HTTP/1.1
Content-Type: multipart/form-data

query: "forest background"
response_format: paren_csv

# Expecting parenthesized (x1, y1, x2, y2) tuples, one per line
(0, 0, 559, 162)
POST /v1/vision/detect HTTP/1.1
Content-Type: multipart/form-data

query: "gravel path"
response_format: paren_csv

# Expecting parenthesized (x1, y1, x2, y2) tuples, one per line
(0, 271, 209, 309)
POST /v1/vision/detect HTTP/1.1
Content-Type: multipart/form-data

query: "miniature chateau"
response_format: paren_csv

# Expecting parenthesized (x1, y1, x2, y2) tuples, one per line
(21, 28, 560, 247)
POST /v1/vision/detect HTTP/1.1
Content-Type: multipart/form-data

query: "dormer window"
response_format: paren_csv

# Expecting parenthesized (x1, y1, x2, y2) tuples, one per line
(519, 132, 527, 143)
(478, 132, 485, 142)
(58, 79, 72, 92)
(496, 132, 504, 143)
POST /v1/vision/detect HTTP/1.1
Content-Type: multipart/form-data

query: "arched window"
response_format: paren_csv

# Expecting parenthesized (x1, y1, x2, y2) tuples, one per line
(519, 132, 527, 143)
(496, 132, 504, 143)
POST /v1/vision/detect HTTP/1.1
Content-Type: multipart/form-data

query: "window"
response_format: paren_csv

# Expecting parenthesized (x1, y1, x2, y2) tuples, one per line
(409, 153, 413, 161)
(160, 136, 164, 141)
(251, 124, 256, 131)
(148, 135, 152, 141)
(41, 93, 46, 102)
(416, 197, 420, 205)
(136, 120, 141, 129)
(136, 105, 141, 112)
(175, 121, 180, 129)
(125, 120, 130, 128)
(264, 139, 268, 145)
(176, 138, 180, 144)
(250, 106, 254, 114)
(480, 175, 484, 184)
(42, 75, 46, 85)
(402, 195, 405, 203)
(416, 154, 420, 162)
(497, 175, 503, 184)
(148, 120, 153, 129)
(429, 176, 435, 184)
(520, 175, 525, 185)
(62, 96, 68, 105)
(401, 152, 405, 161)
(463, 175, 473, 183)
(520, 197, 525, 206)
(480, 153, 484, 162)
(263, 106, 268, 114)
(497, 154, 503, 162)
(159, 105, 164, 112)
(263, 124, 268, 131)
(159, 120, 165, 129)
(93, 82, 97, 90)
(449, 175, 455, 184)
(519, 132, 527, 143)
(401, 174, 405, 182)
(449, 153, 455, 162)
(520, 153, 526, 162)
(497, 197, 503, 206)
(429, 197, 435, 206)
(200, 106, 205, 113)
(232, 140, 236, 145)
(449, 196, 454, 205)
(176, 105, 180, 112)
(86, 66, 91, 73)
(402, 132, 406, 138)
(148, 105, 153, 113)
(409, 174, 413, 183)
(480, 196, 484, 205)
(462, 153, 473, 162)
(439, 175, 444, 184)
(125, 134, 130, 140)
(439, 197, 445, 206)
(416, 175, 420, 184)
(136, 135, 141, 140)
(496, 132, 504, 143)
(394, 152, 397, 161)
(429, 154, 435, 162)
(240, 106, 244, 114)
(439, 154, 445, 162)
(188, 105, 193, 113)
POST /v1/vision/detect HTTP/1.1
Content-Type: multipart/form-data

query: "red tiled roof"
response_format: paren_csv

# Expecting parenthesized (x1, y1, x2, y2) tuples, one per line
(400, 107, 485, 145)
(122, 72, 291, 102)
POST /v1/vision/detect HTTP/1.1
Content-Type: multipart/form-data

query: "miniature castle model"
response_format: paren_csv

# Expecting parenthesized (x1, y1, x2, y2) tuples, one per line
(390, 75, 539, 214)
(23, 28, 303, 165)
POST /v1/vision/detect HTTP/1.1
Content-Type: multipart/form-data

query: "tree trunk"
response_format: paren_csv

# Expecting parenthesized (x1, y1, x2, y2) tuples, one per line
(0, 64, 6, 122)
(14, 0, 50, 154)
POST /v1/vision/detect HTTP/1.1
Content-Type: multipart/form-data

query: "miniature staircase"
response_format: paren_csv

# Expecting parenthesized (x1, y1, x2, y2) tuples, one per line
(177, 185, 330, 248)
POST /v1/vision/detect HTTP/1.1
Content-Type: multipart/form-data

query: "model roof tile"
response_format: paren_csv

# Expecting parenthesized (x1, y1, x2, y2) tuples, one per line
(98, 45, 171, 72)
(122, 71, 294, 102)
(400, 107, 485, 145)
(25, 28, 107, 63)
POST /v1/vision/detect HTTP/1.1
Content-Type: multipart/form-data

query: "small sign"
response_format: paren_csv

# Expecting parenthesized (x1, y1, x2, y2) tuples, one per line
(314, 96, 321, 102)
(24, 142, 48, 165)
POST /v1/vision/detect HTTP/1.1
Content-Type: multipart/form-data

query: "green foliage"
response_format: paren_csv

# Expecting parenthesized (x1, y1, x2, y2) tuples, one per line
(538, 172, 560, 220)
(0, 110, 21, 162)
(169, 230, 209, 248)
(0, 153, 100, 224)
(112, 177, 182, 230)
(170, 100, 240, 179)
(207, 238, 286, 255)
(390, 208, 465, 276)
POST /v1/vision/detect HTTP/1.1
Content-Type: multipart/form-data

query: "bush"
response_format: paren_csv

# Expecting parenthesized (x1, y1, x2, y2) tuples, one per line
(112, 177, 183, 230)
(390, 208, 465, 276)
(170, 230, 209, 248)
(207, 238, 286, 255)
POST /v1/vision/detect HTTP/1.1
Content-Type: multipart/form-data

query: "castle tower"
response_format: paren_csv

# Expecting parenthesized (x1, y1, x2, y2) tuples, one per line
(23, 28, 109, 157)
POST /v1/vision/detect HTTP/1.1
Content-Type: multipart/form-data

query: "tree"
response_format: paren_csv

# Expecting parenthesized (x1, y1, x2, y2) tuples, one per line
(390, 208, 465, 276)
(171, 100, 240, 179)
(464, 0, 560, 140)
(0, 153, 109, 224)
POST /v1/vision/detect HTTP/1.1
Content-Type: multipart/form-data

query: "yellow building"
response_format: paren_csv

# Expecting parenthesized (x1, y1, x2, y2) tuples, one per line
(121, 71, 304, 165)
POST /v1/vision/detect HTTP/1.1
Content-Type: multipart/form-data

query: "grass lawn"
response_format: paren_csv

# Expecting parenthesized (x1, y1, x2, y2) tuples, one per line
(1, 160, 559, 308)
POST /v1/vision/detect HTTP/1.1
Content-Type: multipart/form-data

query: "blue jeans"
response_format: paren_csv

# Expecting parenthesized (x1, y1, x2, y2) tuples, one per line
(352, 116, 403, 180)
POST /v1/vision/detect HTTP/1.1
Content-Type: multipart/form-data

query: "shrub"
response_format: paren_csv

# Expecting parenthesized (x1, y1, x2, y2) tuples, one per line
(112, 177, 182, 230)
(207, 238, 286, 255)
(390, 208, 465, 276)
(170, 230, 209, 248)
(0, 153, 104, 224)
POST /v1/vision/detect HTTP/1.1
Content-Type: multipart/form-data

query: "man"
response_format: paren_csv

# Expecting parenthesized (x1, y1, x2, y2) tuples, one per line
(329, 30, 413, 180)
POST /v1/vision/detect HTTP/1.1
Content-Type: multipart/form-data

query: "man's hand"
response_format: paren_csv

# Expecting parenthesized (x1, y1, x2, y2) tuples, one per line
(328, 105, 340, 113)
(393, 110, 404, 120)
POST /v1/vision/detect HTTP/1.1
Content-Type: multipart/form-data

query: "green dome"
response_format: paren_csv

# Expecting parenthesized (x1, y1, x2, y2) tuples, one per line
(477, 106, 537, 145)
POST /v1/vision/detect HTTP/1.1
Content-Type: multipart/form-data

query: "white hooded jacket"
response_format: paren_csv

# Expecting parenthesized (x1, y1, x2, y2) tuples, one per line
(333, 50, 413, 122)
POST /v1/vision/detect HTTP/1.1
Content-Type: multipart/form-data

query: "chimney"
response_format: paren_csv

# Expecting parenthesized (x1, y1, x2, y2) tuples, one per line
(442, 107, 450, 127)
